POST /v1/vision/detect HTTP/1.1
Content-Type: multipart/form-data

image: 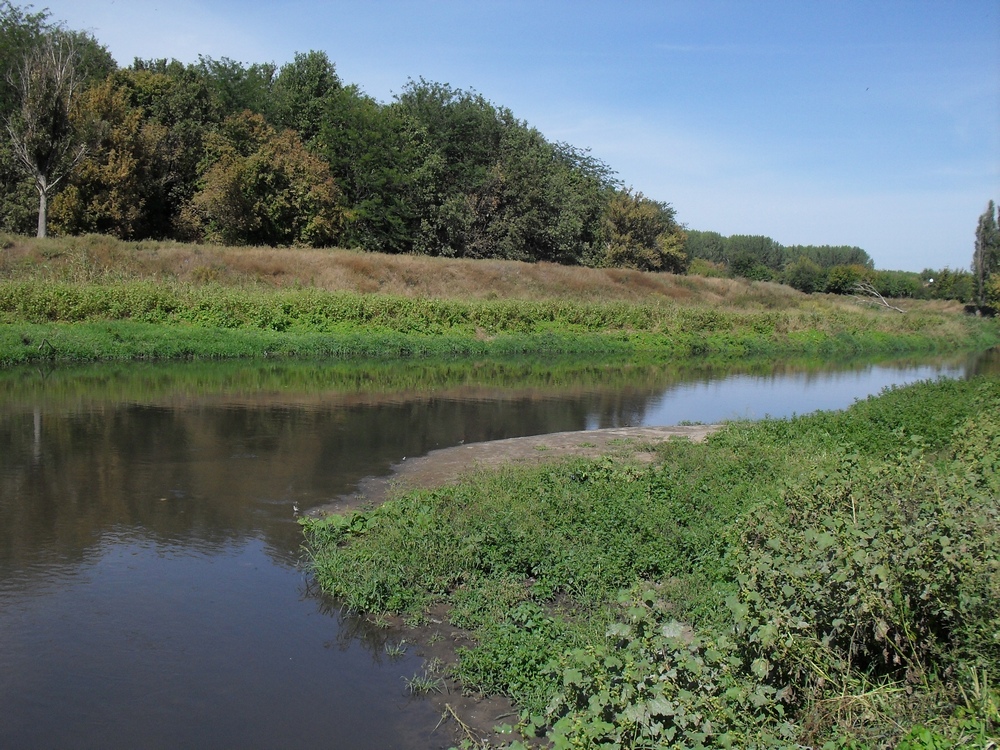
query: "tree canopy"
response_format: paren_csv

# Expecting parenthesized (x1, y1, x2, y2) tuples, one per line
(0, 1, 947, 285)
(0, 3, 660, 269)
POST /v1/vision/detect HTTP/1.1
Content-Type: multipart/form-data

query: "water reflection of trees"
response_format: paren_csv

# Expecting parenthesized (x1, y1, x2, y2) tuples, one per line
(0, 384, 662, 576)
(0, 350, 985, 580)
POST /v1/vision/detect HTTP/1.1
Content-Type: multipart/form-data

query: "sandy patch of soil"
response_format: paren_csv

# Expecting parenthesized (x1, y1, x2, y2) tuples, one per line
(316, 424, 720, 516)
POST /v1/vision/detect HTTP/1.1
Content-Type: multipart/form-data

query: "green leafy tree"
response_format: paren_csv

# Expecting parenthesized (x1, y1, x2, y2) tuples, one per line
(114, 63, 223, 237)
(918, 268, 974, 303)
(783, 256, 825, 293)
(725, 234, 784, 272)
(195, 55, 276, 118)
(0, 3, 50, 232)
(685, 229, 727, 263)
(0, 3, 113, 236)
(435, 126, 610, 264)
(271, 50, 341, 146)
(727, 250, 773, 281)
(785, 244, 873, 269)
(182, 111, 344, 247)
(823, 263, 869, 294)
(0, 2, 46, 107)
(506, 136, 607, 264)
(50, 76, 169, 239)
(395, 79, 507, 190)
(868, 269, 921, 299)
(320, 87, 439, 253)
(394, 78, 614, 263)
(396, 79, 509, 257)
(52, 63, 222, 240)
(973, 200, 999, 307)
(597, 188, 688, 272)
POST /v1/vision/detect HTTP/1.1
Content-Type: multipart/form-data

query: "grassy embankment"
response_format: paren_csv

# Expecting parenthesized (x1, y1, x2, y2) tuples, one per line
(303, 376, 1000, 749)
(2, 233, 997, 366)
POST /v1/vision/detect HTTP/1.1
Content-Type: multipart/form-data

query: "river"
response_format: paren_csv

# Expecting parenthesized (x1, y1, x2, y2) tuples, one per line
(0, 350, 995, 749)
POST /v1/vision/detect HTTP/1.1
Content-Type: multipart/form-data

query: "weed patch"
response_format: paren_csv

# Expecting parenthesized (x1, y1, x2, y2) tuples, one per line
(303, 376, 1000, 748)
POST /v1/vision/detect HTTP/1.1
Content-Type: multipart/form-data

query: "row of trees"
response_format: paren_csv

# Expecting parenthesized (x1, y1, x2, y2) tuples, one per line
(687, 230, 873, 280)
(685, 227, 997, 304)
(0, 3, 687, 272)
(2, 4, 992, 301)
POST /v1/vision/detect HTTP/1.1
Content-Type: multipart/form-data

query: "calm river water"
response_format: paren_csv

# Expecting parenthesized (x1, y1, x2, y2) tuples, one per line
(1, 350, 996, 749)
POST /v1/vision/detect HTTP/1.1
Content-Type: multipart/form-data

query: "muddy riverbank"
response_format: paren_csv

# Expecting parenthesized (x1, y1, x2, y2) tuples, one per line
(316, 424, 721, 516)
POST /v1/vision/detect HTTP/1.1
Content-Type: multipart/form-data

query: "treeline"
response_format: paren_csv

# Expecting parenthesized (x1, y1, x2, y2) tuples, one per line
(687, 229, 978, 302)
(1, 3, 990, 303)
(0, 3, 686, 272)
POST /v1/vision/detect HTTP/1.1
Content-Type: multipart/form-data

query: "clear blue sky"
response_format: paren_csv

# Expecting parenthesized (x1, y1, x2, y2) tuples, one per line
(41, 0, 1000, 272)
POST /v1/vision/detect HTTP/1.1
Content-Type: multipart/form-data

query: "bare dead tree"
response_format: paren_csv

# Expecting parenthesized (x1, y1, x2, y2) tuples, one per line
(5, 33, 86, 237)
(852, 281, 905, 313)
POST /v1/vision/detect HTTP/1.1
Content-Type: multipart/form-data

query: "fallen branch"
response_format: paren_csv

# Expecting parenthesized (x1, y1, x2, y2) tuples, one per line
(851, 282, 905, 313)
(437, 703, 490, 748)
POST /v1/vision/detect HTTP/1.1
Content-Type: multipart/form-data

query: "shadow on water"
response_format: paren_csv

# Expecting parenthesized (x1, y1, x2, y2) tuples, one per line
(0, 349, 995, 749)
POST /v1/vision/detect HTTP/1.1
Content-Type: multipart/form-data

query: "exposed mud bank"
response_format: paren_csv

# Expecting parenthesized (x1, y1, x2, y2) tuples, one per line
(316, 424, 721, 516)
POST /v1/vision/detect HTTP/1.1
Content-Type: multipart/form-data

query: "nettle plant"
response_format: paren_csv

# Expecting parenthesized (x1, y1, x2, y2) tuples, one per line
(729, 391, 1000, 744)
(533, 588, 798, 750)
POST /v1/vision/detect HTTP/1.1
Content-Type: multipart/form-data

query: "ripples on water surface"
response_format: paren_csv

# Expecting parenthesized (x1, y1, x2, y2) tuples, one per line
(0, 350, 995, 748)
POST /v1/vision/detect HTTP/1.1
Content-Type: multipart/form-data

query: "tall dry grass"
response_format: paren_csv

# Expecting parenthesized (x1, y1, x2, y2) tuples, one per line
(0, 232, 967, 316)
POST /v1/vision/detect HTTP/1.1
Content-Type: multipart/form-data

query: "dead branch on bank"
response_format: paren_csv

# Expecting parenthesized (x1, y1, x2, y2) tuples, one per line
(852, 282, 906, 313)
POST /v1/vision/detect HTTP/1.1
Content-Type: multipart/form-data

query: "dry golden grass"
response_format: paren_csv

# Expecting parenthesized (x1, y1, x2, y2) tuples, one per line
(0, 232, 967, 316)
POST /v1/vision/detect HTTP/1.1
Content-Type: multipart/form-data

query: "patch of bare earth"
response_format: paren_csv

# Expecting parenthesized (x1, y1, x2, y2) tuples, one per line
(312, 425, 720, 747)
(320, 425, 719, 515)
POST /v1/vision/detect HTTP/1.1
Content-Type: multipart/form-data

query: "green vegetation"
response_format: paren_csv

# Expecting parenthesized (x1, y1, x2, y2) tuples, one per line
(303, 376, 1000, 748)
(1, 3, 993, 308)
(974, 200, 999, 308)
(1, 275, 997, 366)
(0, 2, 687, 269)
(686, 228, 987, 304)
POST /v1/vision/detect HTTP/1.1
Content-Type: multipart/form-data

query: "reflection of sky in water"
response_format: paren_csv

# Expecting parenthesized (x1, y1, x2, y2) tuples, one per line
(0, 535, 441, 749)
(588, 364, 964, 429)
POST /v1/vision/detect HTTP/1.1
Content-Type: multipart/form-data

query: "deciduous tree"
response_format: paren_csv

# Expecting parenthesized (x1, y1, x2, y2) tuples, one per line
(271, 50, 341, 146)
(183, 111, 344, 247)
(50, 77, 169, 238)
(783, 256, 825, 293)
(5, 32, 89, 236)
(597, 189, 688, 273)
(684, 230, 726, 263)
(320, 87, 439, 253)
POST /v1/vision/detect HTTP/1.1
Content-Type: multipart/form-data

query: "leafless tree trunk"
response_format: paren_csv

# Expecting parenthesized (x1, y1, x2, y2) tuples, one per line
(5, 34, 86, 238)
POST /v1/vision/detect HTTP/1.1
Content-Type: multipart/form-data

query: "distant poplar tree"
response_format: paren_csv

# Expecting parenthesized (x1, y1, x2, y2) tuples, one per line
(973, 200, 999, 307)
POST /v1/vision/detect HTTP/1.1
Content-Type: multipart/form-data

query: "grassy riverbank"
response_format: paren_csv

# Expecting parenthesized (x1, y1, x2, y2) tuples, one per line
(2, 289, 995, 366)
(302, 376, 1000, 749)
(1, 236, 998, 365)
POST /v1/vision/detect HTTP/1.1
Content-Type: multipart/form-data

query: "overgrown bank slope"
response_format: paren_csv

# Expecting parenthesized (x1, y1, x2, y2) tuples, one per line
(303, 376, 1000, 749)
(1, 235, 997, 366)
